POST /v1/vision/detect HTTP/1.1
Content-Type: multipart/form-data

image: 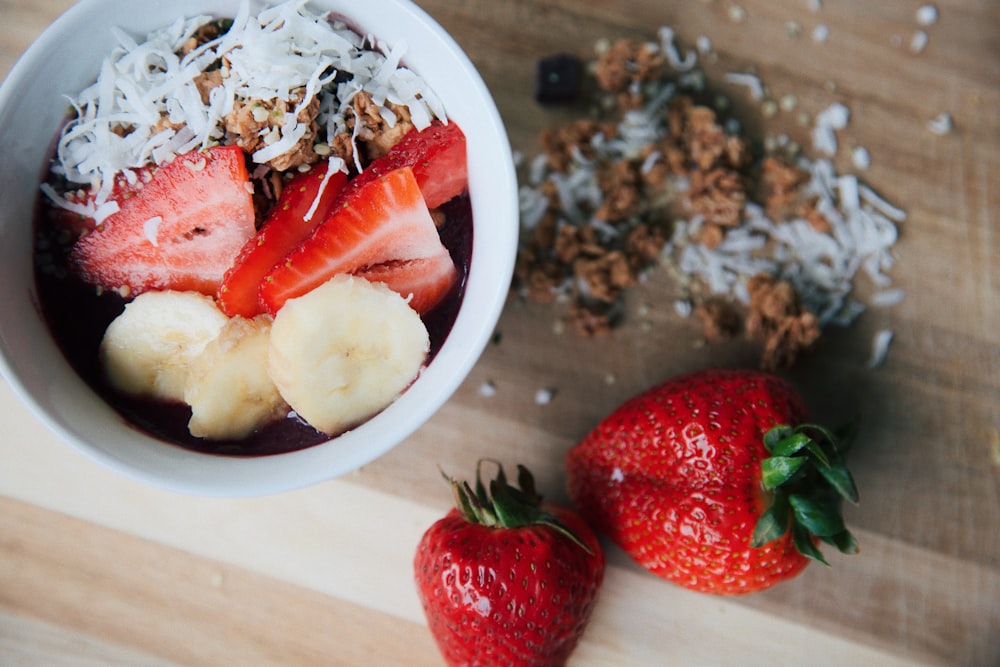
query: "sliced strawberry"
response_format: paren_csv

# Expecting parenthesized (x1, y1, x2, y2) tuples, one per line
(344, 120, 467, 210)
(70, 146, 256, 297)
(259, 166, 458, 316)
(217, 161, 348, 317)
(356, 251, 458, 315)
(47, 167, 155, 239)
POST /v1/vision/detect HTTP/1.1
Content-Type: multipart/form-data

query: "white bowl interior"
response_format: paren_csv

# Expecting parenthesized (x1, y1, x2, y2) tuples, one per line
(0, 0, 517, 497)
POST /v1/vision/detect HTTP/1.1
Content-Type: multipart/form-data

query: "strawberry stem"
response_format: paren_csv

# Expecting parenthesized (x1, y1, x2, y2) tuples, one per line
(442, 460, 594, 554)
(752, 421, 861, 564)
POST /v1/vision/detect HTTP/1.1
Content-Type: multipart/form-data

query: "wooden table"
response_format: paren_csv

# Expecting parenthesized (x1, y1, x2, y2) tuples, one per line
(1, 1, 997, 665)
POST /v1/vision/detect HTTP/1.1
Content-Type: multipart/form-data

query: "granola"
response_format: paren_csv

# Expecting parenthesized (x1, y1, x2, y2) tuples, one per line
(516, 25, 905, 369)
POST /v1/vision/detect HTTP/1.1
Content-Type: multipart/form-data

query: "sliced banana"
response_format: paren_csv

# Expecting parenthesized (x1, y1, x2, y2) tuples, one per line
(185, 315, 288, 440)
(100, 290, 228, 402)
(268, 274, 430, 435)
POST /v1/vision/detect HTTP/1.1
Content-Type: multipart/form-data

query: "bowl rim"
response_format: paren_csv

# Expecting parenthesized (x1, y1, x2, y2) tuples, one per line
(0, 0, 518, 497)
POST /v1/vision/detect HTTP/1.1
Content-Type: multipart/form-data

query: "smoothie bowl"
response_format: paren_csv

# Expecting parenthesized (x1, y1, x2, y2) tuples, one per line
(0, 0, 517, 496)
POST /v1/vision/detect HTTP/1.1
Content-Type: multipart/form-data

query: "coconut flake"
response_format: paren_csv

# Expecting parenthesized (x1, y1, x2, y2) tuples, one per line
(927, 112, 954, 135)
(812, 102, 850, 155)
(142, 216, 163, 246)
(852, 146, 871, 170)
(867, 329, 894, 367)
(817, 102, 850, 130)
(812, 124, 838, 156)
(723, 72, 765, 101)
(303, 156, 348, 222)
(658, 26, 698, 72)
(838, 174, 861, 211)
(916, 4, 939, 26)
(871, 288, 906, 307)
(534, 387, 556, 405)
(910, 30, 929, 53)
(858, 183, 907, 222)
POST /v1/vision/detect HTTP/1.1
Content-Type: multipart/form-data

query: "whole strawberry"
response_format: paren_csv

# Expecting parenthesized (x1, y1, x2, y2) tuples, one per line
(414, 461, 604, 667)
(566, 368, 859, 595)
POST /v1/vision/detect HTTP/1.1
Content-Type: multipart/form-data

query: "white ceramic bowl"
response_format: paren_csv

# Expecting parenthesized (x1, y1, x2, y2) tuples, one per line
(0, 0, 517, 497)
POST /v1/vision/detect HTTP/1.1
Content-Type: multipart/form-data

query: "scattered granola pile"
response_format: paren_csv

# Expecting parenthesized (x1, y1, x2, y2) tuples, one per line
(514, 26, 907, 370)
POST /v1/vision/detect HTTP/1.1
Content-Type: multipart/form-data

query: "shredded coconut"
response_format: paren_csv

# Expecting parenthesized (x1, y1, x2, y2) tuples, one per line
(916, 5, 939, 26)
(658, 27, 698, 72)
(812, 102, 850, 155)
(867, 329, 894, 367)
(142, 216, 162, 246)
(724, 72, 765, 101)
(927, 112, 954, 135)
(812, 24, 830, 43)
(871, 288, 905, 307)
(46, 0, 444, 221)
(303, 155, 347, 222)
(534, 387, 556, 405)
(910, 30, 929, 54)
(852, 146, 871, 170)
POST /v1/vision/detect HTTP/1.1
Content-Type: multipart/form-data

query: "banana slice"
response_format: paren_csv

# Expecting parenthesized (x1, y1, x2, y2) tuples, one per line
(185, 315, 288, 440)
(100, 290, 228, 402)
(268, 274, 430, 435)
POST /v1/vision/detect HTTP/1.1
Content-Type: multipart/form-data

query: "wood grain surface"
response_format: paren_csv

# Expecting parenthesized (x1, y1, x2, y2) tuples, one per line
(1, 1, 998, 665)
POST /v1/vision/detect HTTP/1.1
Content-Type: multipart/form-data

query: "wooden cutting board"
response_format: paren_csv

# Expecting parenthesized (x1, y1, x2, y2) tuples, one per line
(1, 1, 997, 665)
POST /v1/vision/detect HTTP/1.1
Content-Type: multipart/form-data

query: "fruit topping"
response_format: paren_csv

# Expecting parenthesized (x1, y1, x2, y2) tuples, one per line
(268, 274, 430, 435)
(70, 146, 256, 297)
(343, 120, 468, 211)
(184, 315, 288, 441)
(259, 166, 458, 316)
(99, 290, 229, 403)
(217, 159, 349, 317)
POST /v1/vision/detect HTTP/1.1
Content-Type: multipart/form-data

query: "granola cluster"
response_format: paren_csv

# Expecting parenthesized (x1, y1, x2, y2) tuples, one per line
(153, 14, 419, 176)
(695, 274, 821, 370)
(661, 98, 751, 246)
(516, 36, 836, 368)
(758, 156, 832, 234)
(593, 38, 668, 109)
(515, 116, 669, 336)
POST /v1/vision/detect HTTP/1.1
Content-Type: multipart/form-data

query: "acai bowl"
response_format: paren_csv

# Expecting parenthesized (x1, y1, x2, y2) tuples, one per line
(0, 0, 517, 496)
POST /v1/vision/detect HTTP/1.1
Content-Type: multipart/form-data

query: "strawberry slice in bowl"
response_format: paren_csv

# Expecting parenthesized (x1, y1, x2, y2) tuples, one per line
(44, 166, 156, 240)
(356, 251, 459, 317)
(260, 166, 459, 317)
(343, 119, 467, 211)
(217, 160, 348, 318)
(69, 145, 256, 297)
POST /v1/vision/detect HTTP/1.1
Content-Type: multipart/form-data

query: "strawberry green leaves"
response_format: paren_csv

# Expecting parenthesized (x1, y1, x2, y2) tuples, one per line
(445, 460, 594, 554)
(752, 423, 860, 564)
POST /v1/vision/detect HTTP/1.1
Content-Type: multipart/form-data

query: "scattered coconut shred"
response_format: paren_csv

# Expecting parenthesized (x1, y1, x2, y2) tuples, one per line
(41, 0, 445, 224)
(515, 26, 907, 370)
